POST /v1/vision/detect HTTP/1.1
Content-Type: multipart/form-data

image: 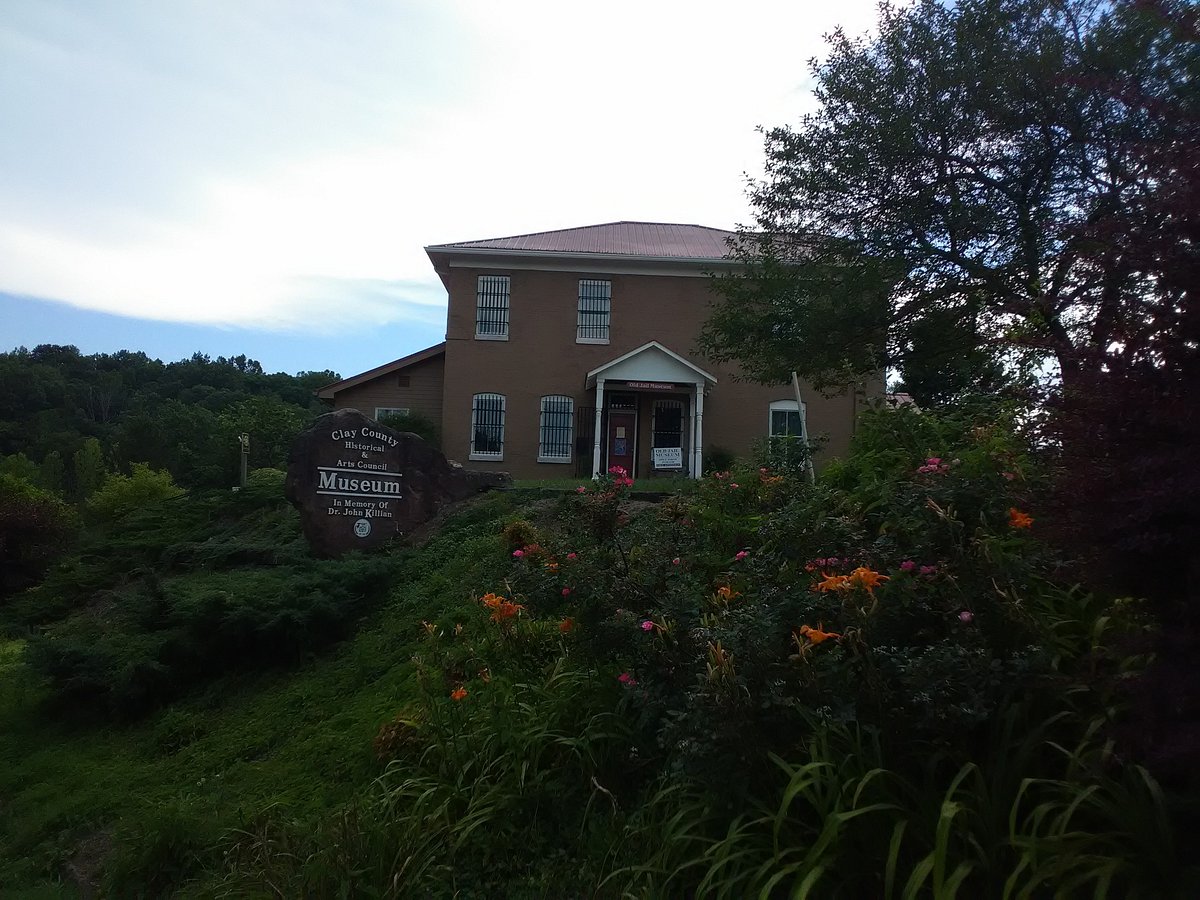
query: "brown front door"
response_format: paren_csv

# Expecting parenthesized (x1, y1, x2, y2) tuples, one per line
(607, 411, 636, 476)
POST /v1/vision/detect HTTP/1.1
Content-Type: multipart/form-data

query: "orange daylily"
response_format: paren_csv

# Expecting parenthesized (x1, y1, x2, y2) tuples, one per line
(451, 687, 468, 701)
(848, 566, 889, 593)
(491, 601, 524, 623)
(1008, 507, 1034, 529)
(813, 573, 851, 593)
(559, 617, 575, 634)
(797, 623, 842, 645)
(480, 592, 524, 623)
(714, 585, 741, 603)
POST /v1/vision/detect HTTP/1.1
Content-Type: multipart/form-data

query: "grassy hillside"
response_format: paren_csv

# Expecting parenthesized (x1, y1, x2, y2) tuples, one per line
(0, 484, 519, 896)
(2, 404, 1195, 897)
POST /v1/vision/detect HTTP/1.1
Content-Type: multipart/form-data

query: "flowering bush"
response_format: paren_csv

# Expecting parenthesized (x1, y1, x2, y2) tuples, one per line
(441, 403, 1074, 790)
(333, 402, 1169, 897)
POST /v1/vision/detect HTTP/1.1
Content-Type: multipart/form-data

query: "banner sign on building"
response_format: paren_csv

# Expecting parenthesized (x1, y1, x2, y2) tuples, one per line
(621, 381, 680, 391)
(652, 446, 684, 469)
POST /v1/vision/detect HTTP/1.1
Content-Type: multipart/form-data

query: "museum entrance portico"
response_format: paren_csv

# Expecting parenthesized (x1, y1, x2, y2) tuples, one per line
(583, 341, 716, 480)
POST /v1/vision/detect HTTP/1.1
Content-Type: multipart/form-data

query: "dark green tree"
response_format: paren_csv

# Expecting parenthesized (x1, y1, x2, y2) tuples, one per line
(72, 437, 108, 500)
(702, 0, 1197, 405)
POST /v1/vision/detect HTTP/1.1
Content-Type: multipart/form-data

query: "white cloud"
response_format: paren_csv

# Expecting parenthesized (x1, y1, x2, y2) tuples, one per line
(0, 0, 882, 332)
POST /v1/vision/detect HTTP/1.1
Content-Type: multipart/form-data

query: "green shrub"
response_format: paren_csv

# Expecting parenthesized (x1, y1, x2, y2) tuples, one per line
(376, 411, 441, 448)
(499, 518, 539, 552)
(18, 484, 410, 718)
(703, 444, 736, 474)
(85, 463, 185, 523)
(0, 473, 76, 600)
(244, 467, 285, 491)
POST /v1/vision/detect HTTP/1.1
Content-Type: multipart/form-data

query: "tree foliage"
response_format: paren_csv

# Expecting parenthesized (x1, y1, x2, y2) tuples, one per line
(0, 346, 336, 490)
(85, 463, 185, 523)
(702, 0, 1198, 405)
(0, 473, 75, 600)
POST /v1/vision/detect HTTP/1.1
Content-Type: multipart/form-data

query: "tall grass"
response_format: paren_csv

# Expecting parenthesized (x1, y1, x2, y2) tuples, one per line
(603, 706, 1192, 899)
(216, 658, 630, 897)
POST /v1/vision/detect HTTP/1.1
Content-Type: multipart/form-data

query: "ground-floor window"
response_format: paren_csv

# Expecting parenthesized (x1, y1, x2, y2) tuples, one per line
(767, 399, 808, 468)
(470, 393, 505, 459)
(652, 399, 685, 471)
(374, 407, 410, 419)
(769, 399, 804, 437)
(538, 395, 574, 462)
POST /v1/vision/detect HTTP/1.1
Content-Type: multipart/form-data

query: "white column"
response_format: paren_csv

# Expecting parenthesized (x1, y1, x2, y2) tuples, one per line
(591, 379, 605, 479)
(691, 382, 704, 479)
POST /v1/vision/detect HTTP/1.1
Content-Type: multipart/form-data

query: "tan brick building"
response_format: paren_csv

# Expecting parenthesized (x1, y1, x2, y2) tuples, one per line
(319, 222, 874, 480)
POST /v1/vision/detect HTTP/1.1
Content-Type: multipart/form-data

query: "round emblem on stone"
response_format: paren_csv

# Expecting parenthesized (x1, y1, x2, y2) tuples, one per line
(353, 518, 372, 538)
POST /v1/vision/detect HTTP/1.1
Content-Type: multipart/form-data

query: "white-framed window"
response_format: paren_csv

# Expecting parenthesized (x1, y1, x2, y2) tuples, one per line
(470, 393, 505, 459)
(476, 275, 510, 339)
(538, 395, 574, 463)
(576, 279, 611, 343)
(374, 407, 410, 419)
(769, 399, 805, 438)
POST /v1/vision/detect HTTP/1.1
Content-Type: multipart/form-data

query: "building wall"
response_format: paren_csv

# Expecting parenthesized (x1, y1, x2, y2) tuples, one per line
(438, 265, 868, 479)
(331, 354, 445, 429)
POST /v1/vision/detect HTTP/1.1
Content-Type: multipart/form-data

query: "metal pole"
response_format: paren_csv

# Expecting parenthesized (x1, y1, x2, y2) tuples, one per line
(239, 432, 250, 488)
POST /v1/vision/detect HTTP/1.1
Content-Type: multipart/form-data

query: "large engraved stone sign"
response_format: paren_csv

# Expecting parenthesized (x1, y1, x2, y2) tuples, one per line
(285, 409, 508, 557)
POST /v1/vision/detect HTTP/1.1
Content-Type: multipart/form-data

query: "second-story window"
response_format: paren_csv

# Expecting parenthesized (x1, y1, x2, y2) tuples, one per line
(577, 279, 611, 343)
(476, 275, 510, 339)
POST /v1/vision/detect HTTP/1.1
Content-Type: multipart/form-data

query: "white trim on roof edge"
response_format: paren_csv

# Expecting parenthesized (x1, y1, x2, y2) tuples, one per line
(585, 341, 717, 389)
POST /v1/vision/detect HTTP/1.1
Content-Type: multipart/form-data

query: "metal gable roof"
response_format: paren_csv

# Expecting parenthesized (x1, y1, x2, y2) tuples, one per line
(315, 342, 446, 399)
(426, 221, 738, 260)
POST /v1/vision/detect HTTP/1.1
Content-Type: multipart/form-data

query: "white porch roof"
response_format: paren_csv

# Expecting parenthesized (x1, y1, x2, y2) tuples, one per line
(584, 341, 717, 390)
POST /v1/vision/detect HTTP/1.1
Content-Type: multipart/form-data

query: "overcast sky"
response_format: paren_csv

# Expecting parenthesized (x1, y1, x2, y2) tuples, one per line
(0, 0, 882, 376)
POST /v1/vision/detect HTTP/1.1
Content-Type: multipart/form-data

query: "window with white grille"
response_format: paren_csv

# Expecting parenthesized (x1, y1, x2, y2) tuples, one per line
(470, 393, 505, 459)
(476, 275, 510, 339)
(538, 395, 574, 462)
(576, 279, 611, 343)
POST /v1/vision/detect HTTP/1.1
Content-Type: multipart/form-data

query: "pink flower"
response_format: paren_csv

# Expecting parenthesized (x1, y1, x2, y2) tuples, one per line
(512, 549, 524, 558)
(640, 620, 654, 632)
(735, 550, 749, 561)
(919, 565, 938, 576)
(958, 610, 974, 624)
(576, 485, 587, 493)
(900, 560, 916, 572)
(562, 587, 572, 597)
(671, 557, 681, 566)
(566, 552, 578, 560)
(729, 483, 739, 489)
(618, 672, 636, 686)
(926, 457, 942, 466)
(608, 465, 627, 476)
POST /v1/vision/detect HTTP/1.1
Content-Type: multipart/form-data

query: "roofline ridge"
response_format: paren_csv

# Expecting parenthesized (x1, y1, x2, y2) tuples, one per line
(426, 220, 738, 250)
